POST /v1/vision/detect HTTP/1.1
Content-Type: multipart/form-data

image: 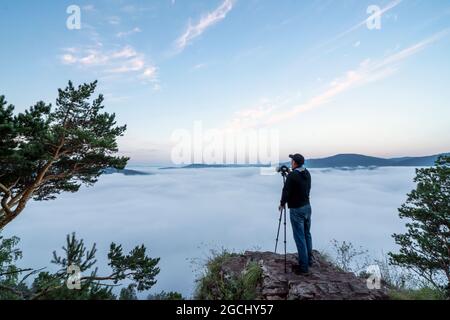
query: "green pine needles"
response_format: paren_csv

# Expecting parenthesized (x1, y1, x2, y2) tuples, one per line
(0, 81, 129, 228)
(389, 156, 450, 297)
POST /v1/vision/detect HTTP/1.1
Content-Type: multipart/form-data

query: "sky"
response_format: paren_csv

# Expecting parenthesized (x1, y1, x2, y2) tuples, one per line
(3, 166, 417, 297)
(0, 0, 450, 164)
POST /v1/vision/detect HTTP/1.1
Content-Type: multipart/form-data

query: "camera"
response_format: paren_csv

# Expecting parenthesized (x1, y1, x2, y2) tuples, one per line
(276, 165, 291, 177)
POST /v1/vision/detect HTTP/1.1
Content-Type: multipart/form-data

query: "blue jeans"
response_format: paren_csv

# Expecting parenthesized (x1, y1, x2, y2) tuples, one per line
(290, 204, 312, 272)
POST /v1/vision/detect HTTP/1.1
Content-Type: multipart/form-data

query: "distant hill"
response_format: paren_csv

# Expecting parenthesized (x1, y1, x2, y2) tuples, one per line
(160, 164, 270, 170)
(161, 153, 448, 170)
(103, 168, 152, 176)
(304, 154, 391, 168)
(301, 153, 447, 168)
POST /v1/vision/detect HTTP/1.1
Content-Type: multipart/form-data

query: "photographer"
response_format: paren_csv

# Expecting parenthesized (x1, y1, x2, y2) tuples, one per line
(279, 154, 312, 275)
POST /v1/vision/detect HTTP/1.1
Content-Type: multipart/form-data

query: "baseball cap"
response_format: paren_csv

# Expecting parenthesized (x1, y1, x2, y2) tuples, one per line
(289, 154, 305, 166)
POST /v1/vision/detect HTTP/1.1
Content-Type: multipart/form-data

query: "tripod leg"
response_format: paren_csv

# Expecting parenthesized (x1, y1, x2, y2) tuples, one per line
(274, 210, 283, 253)
(284, 208, 287, 273)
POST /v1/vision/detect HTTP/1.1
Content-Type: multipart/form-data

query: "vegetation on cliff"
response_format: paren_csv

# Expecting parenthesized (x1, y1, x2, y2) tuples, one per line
(195, 249, 263, 300)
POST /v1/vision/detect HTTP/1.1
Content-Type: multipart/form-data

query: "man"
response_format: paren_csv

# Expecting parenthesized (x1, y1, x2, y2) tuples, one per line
(279, 154, 312, 274)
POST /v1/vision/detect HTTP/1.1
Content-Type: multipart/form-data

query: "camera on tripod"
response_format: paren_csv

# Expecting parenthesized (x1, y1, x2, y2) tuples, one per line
(276, 165, 291, 177)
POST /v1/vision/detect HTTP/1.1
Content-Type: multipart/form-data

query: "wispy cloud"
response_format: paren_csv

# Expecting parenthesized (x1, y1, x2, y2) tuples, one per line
(111, 46, 138, 59)
(107, 58, 144, 74)
(82, 4, 95, 12)
(61, 53, 78, 64)
(60, 44, 159, 89)
(107, 16, 121, 25)
(175, 0, 235, 53)
(266, 29, 449, 125)
(192, 62, 208, 71)
(61, 48, 109, 67)
(311, 0, 402, 55)
(120, 4, 153, 15)
(330, 0, 402, 45)
(225, 94, 302, 130)
(227, 29, 450, 129)
(116, 27, 142, 38)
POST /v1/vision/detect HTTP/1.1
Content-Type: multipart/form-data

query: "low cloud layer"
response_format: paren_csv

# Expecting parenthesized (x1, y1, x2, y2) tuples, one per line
(3, 167, 417, 297)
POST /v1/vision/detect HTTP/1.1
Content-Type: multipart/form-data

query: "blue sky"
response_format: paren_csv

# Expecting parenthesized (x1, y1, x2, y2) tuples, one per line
(1, 0, 450, 164)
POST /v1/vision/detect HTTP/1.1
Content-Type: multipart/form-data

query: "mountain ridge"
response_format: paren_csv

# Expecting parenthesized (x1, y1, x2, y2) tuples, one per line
(160, 152, 448, 170)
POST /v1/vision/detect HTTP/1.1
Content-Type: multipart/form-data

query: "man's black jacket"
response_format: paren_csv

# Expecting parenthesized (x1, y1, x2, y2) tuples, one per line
(280, 168, 311, 209)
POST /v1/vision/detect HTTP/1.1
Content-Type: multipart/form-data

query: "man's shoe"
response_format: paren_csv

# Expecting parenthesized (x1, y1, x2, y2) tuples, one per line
(292, 265, 310, 276)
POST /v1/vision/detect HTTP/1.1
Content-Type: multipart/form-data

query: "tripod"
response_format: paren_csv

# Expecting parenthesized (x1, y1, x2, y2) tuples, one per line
(274, 172, 288, 273)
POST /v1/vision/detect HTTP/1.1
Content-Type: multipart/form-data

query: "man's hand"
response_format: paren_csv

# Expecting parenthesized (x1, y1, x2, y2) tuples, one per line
(278, 204, 286, 212)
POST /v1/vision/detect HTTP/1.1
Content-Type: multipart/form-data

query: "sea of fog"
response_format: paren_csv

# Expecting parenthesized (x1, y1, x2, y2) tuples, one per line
(3, 166, 417, 298)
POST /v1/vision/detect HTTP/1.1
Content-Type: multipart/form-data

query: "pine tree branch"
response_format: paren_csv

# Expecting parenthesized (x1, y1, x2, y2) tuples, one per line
(0, 182, 13, 218)
(29, 273, 127, 300)
(0, 268, 33, 277)
(1, 137, 66, 228)
(0, 284, 25, 299)
(30, 284, 65, 300)
(19, 267, 46, 285)
(409, 267, 441, 290)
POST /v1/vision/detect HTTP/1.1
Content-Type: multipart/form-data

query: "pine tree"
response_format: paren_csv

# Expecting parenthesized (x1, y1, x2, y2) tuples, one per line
(389, 156, 450, 296)
(0, 81, 128, 228)
(1, 232, 160, 300)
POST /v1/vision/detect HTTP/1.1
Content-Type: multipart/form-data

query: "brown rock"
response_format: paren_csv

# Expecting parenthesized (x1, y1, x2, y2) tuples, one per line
(221, 250, 389, 300)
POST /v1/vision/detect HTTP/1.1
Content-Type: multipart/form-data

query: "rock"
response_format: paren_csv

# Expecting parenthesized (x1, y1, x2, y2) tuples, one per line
(220, 251, 388, 300)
